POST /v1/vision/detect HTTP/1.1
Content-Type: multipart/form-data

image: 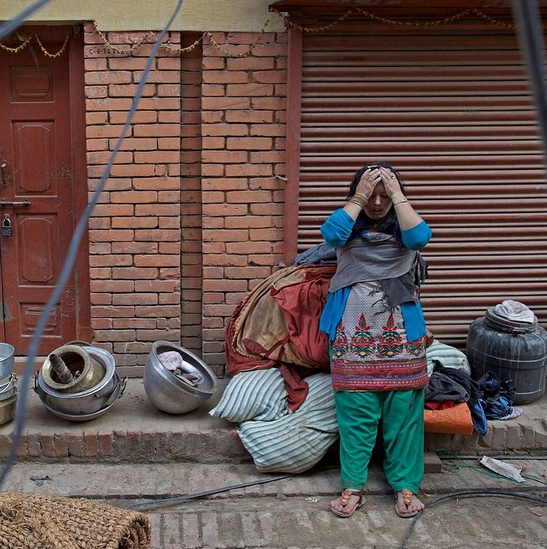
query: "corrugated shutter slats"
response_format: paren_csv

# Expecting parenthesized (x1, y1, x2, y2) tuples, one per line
(297, 19, 547, 347)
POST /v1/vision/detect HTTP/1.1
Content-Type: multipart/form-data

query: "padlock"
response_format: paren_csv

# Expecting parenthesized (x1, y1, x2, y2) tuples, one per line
(2, 215, 12, 237)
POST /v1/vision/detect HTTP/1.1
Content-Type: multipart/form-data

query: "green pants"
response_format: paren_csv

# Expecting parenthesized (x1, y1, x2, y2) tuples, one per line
(334, 389, 425, 493)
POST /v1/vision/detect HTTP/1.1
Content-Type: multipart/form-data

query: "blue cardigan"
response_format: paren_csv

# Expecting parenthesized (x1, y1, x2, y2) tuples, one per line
(319, 209, 432, 343)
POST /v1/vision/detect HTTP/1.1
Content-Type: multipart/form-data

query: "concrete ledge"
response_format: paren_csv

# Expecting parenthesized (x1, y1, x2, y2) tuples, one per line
(1, 378, 546, 464)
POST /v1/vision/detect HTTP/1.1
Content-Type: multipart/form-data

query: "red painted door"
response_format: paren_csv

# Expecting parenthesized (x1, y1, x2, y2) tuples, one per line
(0, 34, 82, 355)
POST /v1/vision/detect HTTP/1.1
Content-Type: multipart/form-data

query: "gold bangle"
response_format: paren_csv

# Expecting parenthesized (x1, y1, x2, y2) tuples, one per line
(348, 196, 366, 209)
(392, 197, 409, 206)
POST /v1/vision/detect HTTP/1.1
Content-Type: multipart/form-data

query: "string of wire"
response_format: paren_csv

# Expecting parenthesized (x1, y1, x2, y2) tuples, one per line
(0, 5, 528, 58)
(270, 6, 544, 32)
(0, 0, 186, 490)
(0, 32, 70, 57)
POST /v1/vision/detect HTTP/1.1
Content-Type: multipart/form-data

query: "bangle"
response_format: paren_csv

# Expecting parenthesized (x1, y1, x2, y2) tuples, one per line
(392, 197, 409, 207)
(348, 194, 367, 209)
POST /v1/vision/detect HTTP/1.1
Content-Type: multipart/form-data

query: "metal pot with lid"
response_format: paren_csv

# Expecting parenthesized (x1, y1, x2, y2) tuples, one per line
(34, 342, 126, 420)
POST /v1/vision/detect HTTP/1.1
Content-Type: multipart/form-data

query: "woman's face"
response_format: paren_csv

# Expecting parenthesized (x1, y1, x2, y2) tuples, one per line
(364, 182, 392, 220)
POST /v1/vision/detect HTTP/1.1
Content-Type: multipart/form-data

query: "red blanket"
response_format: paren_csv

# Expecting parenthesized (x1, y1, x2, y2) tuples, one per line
(225, 265, 335, 410)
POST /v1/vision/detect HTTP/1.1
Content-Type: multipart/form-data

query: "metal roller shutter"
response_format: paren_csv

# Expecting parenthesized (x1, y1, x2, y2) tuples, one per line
(295, 17, 547, 348)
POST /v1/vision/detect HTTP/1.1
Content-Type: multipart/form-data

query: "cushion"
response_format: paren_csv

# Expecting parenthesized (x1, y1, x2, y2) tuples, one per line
(209, 368, 288, 423)
(426, 339, 471, 376)
(236, 374, 339, 473)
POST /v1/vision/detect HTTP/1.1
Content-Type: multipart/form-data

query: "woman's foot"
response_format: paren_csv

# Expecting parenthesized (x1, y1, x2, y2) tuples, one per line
(329, 489, 365, 518)
(395, 489, 424, 518)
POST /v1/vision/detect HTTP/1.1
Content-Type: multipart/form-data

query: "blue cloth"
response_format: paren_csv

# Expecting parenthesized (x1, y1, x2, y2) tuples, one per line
(319, 209, 431, 343)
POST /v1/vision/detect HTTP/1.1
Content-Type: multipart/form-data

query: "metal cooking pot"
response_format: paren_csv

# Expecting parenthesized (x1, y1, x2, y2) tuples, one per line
(143, 340, 218, 414)
(34, 344, 124, 417)
(36, 372, 126, 422)
(40, 344, 104, 392)
(0, 343, 15, 378)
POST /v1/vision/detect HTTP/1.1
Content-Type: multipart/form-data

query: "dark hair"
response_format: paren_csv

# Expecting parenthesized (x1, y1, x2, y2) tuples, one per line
(347, 161, 407, 243)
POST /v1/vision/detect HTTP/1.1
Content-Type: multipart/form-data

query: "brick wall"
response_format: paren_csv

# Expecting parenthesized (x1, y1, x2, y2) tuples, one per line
(200, 32, 288, 370)
(83, 25, 288, 374)
(84, 24, 183, 369)
(180, 35, 204, 356)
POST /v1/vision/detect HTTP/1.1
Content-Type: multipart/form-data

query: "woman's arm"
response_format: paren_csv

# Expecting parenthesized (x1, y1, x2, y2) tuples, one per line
(401, 220, 432, 250)
(321, 168, 381, 246)
(379, 166, 423, 231)
(320, 209, 354, 247)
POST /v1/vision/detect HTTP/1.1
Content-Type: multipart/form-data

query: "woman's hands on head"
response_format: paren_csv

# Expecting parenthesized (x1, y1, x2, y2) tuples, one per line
(377, 166, 405, 201)
(355, 168, 382, 200)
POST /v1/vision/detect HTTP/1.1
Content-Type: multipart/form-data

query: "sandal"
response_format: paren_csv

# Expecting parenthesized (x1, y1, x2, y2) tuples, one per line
(395, 489, 422, 518)
(330, 489, 365, 518)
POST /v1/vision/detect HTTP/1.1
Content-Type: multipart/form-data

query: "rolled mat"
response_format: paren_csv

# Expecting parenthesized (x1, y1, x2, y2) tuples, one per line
(0, 492, 151, 549)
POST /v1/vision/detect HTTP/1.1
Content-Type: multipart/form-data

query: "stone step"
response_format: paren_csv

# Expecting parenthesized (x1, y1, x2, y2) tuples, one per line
(0, 379, 546, 464)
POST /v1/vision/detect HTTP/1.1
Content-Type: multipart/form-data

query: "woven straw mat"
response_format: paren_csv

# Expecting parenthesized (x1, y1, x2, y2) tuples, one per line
(0, 492, 150, 549)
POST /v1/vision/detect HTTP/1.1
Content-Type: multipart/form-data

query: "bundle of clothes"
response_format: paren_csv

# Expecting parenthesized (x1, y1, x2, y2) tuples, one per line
(211, 264, 523, 473)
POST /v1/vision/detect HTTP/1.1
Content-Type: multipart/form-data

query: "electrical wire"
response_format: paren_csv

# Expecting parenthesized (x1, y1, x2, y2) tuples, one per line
(399, 489, 547, 549)
(0, 0, 54, 41)
(511, 0, 547, 167)
(0, 0, 185, 489)
(118, 472, 296, 511)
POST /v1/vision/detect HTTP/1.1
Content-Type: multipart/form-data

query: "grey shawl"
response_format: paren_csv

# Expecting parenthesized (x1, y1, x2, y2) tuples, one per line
(328, 233, 423, 308)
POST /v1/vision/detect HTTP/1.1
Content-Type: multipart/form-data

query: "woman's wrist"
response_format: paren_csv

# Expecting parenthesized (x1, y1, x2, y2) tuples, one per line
(392, 196, 409, 207)
(348, 193, 368, 209)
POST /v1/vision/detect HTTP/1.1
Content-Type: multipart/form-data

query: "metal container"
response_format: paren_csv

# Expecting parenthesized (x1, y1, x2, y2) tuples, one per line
(144, 340, 218, 414)
(0, 343, 15, 378)
(34, 344, 124, 417)
(36, 372, 126, 422)
(0, 375, 16, 402)
(467, 308, 547, 404)
(40, 344, 104, 393)
(0, 394, 16, 426)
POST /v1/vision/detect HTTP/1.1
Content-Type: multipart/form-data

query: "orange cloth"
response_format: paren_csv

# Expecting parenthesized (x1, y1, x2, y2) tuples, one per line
(424, 402, 474, 435)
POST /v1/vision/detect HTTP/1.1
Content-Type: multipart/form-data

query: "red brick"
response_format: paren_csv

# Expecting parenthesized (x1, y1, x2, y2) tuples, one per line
(113, 293, 159, 306)
(133, 124, 180, 137)
(85, 71, 132, 85)
(203, 124, 248, 137)
(226, 110, 273, 123)
(226, 83, 274, 96)
(54, 435, 69, 457)
(97, 433, 113, 456)
(250, 97, 286, 110)
(227, 57, 275, 70)
(84, 432, 98, 457)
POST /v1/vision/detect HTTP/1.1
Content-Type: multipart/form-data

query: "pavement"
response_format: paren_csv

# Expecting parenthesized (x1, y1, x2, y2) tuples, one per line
(1, 377, 547, 464)
(1, 377, 547, 548)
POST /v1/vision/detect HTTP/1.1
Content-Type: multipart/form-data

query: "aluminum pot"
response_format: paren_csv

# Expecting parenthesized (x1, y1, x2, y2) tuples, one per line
(144, 340, 217, 414)
(36, 372, 126, 422)
(34, 345, 120, 415)
(0, 343, 14, 378)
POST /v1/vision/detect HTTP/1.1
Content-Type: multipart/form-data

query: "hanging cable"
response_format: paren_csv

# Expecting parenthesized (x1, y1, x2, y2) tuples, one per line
(511, 0, 547, 167)
(0, 0, 54, 41)
(0, 0, 185, 489)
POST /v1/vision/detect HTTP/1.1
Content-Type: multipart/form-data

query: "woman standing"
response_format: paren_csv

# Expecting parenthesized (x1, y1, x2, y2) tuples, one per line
(320, 162, 432, 518)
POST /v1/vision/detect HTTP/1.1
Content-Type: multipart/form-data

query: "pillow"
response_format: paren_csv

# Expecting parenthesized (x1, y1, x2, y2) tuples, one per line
(236, 373, 339, 473)
(209, 368, 288, 423)
(426, 339, 471, 377)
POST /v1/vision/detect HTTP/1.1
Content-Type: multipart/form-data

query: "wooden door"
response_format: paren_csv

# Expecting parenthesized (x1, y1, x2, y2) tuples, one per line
(0, 28, 89, 355)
